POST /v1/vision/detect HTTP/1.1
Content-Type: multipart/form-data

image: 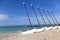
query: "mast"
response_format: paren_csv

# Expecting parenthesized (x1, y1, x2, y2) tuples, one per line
(42, 9, 52, 26)
(49, 10, 59, 26)
(46, 9, 57, 26)
(31, 4, 41, 27)
(37, 6, 47, 27)
(23, 2, 33, 27)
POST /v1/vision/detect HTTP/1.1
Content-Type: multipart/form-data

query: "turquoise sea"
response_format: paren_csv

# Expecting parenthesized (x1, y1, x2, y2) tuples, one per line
(0, 24, 54, 33)
(0, 26, 29, 33)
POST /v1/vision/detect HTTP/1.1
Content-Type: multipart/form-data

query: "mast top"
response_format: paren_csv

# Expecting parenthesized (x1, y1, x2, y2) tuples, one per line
(40, 7, 44, 9)
(31, 3, 33, 6)
(45, 8, 48, 11)
(36, 6, 39, 8)
(49, 9, 51, 11)
(23, 2, 25, 5)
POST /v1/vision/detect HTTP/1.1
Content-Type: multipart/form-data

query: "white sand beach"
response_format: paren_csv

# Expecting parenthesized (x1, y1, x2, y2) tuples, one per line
(0, 26, 60, 40)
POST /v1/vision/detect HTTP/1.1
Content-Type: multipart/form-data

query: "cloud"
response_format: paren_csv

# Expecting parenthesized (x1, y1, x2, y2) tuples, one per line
(16, 16, 60, 25)
(0, 14, 9, 21)
(0, 15, 60, 26)
(15, 16, 47, 25)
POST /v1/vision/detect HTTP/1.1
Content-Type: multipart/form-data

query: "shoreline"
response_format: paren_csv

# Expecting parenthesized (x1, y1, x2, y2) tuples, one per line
(0, 26, 60, 40)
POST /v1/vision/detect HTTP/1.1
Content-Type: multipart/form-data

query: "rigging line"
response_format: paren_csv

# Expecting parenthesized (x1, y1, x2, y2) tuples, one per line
(23, 2, 33, 27)
(42, 9, 52, 26)
(31, 4, 41, 27)
(47, 9, 57, 26)
(37, 7, 47, 27)
(49, 10, 59, 26)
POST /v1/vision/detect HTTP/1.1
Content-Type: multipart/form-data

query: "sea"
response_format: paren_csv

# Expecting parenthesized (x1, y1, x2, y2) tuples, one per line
(0, 25, 29, 33)
(0, 24, 54, 33)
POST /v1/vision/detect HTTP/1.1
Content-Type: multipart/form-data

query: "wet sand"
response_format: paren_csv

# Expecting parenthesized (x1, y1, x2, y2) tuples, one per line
(0, 28, 60, 40)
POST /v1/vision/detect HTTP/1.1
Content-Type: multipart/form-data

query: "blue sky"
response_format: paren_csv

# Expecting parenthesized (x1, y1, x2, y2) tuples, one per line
(0, 0, 60, 26)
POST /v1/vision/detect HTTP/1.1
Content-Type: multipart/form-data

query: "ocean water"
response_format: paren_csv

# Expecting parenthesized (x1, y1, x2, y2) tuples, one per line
(0, 25, 53, 33)
(0, 26, 29, 33)
(0, 25, 42, 33)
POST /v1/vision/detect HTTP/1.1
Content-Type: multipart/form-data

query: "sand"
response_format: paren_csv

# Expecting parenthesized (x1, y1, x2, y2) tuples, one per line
(0, 27, 60, 40)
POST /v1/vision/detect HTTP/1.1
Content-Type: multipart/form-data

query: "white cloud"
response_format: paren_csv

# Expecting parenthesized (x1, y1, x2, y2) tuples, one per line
(0, 14, 9, 21)
(0, 15, 60, 26)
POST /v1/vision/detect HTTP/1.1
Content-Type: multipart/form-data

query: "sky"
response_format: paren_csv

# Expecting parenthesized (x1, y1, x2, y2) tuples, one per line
(0, 0, 60, 26)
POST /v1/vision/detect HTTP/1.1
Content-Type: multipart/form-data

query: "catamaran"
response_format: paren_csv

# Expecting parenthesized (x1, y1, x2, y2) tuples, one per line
(21, 2, 60, 35)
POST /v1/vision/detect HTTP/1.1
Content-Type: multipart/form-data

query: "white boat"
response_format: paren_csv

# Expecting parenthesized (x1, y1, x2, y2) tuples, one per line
(44, 27, 47, 29)
(21, 28, 37, 35)
(45, 26, 53, 30)
(56, 26, 60, 28)
(35, 27, 47, 32)
(35, 28, 44, 32)
(52, 26, 58, 29)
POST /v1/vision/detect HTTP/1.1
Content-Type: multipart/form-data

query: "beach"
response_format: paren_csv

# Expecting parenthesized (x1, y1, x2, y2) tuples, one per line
(0, 27, 60, 40)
